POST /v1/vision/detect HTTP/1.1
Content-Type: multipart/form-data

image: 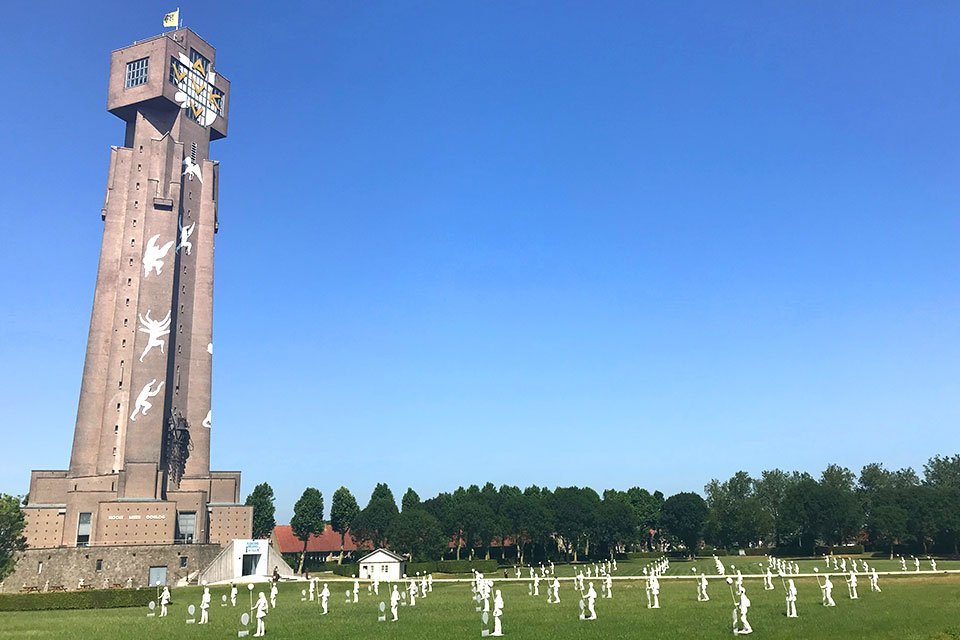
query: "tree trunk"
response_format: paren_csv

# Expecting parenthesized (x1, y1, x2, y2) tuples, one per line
(584, 538, 590, 558)
(297, 540, 307, 574)
(517, 543, 523, 566)
(338, 533, 345, 565)
(456, 535, 462, 561)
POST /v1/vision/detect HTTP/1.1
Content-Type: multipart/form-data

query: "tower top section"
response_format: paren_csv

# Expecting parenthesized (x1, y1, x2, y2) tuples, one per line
(107, 28, 230, 140)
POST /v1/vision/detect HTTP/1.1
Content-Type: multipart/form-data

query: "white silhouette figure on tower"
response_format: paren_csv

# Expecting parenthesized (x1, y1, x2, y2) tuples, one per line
(142, 234, 174, 276)
(183, 156, 203, 183)
(138, 310, 171, 362)
(178, 217, 196, 255)
(130, 379, 163, 421)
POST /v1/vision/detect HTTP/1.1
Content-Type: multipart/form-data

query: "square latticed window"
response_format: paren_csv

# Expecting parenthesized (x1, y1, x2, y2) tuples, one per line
(125, 57, 150, 88)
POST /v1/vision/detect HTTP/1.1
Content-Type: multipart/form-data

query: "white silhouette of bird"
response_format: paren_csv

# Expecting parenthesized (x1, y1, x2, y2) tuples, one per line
(182, 156, 203, 183)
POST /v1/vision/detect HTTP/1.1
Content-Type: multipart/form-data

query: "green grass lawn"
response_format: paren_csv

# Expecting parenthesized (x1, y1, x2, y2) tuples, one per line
(2, 563, 960, 639)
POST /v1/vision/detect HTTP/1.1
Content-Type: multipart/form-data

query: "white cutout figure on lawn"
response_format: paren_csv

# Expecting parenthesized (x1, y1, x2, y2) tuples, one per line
(308, 579, 315, 601)
(492, 589, 504, 636)
(870, 568, 881, 593)
(354, 579, 360, 603)
(764, 567, 775, 590)
(605, 574, 613, 599)
(230, 583, 238, 606)
(550, 577, 560, 604)
(270, 582, 278, 608)
(698, 573, 710, 602)
(320, 583, 329, 614)
(734, 588, 752, 635)
(160, 586, 171, 617)
(199, 587, 210, 624)
(930, 558, 938, 572)
(142, 234, 175, 277)
(846, 571, 858, 599)
(390, 585, 400, 621)
(649, 574, 660, 609)
(533, 573, 540, 596)
(138, 311, 171, 362)
(786, 579, 798, 618)
(899, 556, 906, 572)
(913, 556, 920, 572)
(253, 592, 268, 637)
(823, 575, 836, 607)
(130, 379, 163, 421)
(585, 582, 597, 620)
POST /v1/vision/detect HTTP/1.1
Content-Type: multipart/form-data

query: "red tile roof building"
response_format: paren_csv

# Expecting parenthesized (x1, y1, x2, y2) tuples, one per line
(271, 524, 365, 560)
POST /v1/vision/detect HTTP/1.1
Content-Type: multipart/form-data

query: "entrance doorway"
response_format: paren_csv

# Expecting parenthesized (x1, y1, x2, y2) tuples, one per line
(242, 554, 260, 576)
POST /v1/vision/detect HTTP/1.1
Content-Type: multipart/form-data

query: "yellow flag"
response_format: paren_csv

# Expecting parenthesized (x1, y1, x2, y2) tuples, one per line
(163, 9, 179, 28)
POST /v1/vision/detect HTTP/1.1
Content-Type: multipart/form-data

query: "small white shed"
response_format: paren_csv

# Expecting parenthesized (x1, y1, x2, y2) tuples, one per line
(358, 548, 406, 581)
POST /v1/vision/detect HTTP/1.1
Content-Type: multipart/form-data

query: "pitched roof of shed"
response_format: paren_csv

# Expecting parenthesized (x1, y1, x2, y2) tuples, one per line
(358, 548, 406, 563)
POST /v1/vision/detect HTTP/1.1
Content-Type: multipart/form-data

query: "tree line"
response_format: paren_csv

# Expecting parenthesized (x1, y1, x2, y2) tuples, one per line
(244, 454, 960, 566)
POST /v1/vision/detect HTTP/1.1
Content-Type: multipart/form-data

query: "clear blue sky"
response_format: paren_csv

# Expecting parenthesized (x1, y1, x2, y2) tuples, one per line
(1, 2, 957, 522)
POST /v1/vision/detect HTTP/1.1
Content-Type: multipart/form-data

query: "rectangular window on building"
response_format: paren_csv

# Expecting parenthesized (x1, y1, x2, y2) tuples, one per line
(77, 512, 92, 546)
(95, 559, 103, 571)
(176, 511, 197, 544)
(125, 57, 150, 88)
(180, 556, 188, 568)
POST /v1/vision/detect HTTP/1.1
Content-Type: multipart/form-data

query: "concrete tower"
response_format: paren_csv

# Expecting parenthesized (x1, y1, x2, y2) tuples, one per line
(23, 29, 251, 554)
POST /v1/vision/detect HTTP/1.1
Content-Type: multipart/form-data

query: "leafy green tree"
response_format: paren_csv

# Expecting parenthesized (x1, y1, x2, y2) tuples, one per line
(551, 487, 600, 561)
(0, 494, 27, 580)
(352, 484, 399, 549)
(704, 471, 769, 550)
(422, 492, 458, 559)
(245, 483, 276, 539)
(387, 508, 446, 561)
(455, 489, 496, 560)
(502, 488, 553, 564)
(780, 476, 821, 550)
(921, 456, 960, 555)
(818, 464, 861, 546)
(905, 484, 940, 554)
(330, 486, 360, 564)
(401, 488, 421, 512)
(754, 469, 804, 547)
(923, 455, 960, 488)
(626, 487, 663, 550)
(660, 492, 708, 557)
(869, 488, 909, 557)
(290, 488, 324, 573)
(857, 464, 916, 555)
(496, 485, 522, 558)
(596, 491, 638, 556)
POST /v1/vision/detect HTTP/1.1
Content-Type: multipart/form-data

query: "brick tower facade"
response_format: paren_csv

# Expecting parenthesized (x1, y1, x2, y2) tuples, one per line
(23, 29, 251, 553)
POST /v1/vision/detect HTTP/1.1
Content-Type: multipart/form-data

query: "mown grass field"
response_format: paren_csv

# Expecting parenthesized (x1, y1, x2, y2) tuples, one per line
(2, 558, 960, 639)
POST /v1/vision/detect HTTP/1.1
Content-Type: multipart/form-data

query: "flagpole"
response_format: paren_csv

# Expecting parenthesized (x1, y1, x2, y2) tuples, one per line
(178, 7, 182, 29)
